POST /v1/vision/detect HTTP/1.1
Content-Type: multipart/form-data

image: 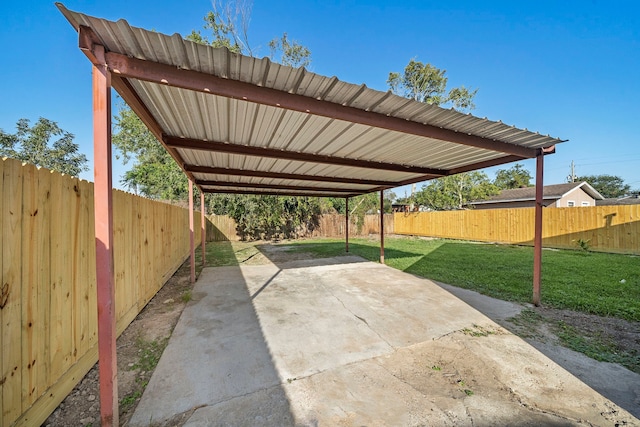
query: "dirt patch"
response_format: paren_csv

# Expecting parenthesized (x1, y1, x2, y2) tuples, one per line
(505, 305, 640, 374)
(43, 258, 197, 427)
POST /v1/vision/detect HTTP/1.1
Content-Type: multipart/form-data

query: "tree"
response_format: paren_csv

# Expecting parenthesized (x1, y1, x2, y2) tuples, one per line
(575, 174, 632, 198)
(113, 104, 188, 199)
(387, 58, 478, 111)
(416, 172, 498, 211)
(388, 57, 483, 210)
(187, 0, 253, 54)
(494, 163, 532, 189)
(210, 194, 322, 240)
(268, 33, 311, 68)
(0, 117, 88, 176)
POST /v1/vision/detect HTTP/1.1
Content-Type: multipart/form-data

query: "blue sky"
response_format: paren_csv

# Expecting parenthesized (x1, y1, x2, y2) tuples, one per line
(1, 1, 639, 194)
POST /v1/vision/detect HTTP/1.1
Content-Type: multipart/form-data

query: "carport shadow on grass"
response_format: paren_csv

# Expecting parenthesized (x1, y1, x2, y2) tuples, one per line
(128, 240, 308, 427)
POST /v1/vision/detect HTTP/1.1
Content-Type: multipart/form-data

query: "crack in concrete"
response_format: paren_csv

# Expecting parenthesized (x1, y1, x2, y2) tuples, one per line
(318, 280, 395, 350)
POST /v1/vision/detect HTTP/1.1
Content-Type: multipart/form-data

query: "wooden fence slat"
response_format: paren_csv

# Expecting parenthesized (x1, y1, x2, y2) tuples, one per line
(20, 163, 46, 408)
(0, 158, 4, 423)
(2, 159, 23, 425)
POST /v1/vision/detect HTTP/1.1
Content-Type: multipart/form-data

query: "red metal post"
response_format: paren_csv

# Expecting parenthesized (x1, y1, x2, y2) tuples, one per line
(92, 44, 118, 427)
(345, 197, 349, 253)
(380, 191, 385, 264)
(533, 148, 544, 306)
(189, 181, 195, 283)
(201, 191, 206, 267)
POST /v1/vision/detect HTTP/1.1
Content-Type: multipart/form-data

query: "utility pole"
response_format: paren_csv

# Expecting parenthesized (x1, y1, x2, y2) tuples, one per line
(410, 183, 416, 211)
(567, 160, 577, 183)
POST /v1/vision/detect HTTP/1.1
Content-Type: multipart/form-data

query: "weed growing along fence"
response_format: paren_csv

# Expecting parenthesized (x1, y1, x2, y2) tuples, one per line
(0, 157, 201, 427)
(394, 206, 640, 255)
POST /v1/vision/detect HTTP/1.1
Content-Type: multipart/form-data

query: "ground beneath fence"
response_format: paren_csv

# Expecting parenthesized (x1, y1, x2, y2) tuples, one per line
(43, 240, 640, 426)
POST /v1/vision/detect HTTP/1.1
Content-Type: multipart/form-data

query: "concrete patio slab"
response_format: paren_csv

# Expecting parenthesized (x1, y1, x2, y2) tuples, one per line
(129, 256, 638, 426)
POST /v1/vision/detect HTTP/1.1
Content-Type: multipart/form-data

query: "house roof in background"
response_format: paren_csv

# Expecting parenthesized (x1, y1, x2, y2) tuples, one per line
(471, 181, 604, 205)
(597, 196, 640, 206)
(58, 3, 564, 198)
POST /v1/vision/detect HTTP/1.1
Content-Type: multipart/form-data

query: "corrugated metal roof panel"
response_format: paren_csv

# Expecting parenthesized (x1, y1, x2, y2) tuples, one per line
(59, 5, 566, 197)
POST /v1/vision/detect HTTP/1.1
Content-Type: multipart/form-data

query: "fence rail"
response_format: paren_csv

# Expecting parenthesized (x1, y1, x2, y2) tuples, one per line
(394, 206, 640, 254)
(1, 158, 201, 427)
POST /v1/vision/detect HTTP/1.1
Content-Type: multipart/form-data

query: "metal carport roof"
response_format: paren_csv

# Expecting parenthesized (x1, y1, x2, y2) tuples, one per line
(58, 4, 563, 198)
(57, 4, 564, 426)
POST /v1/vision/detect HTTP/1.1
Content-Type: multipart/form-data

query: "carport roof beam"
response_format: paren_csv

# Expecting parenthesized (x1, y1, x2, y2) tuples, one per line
(184, 165, 399, 186)
(165, 136, 447, 175)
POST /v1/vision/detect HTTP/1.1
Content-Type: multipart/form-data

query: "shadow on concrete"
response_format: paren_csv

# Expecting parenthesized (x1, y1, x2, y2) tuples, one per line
(129, 240, 311, 427)
(254, 240, 422, 270)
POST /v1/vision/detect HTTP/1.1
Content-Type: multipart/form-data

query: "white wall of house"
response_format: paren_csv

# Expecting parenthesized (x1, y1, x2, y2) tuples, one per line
(555, 188, 596, 207)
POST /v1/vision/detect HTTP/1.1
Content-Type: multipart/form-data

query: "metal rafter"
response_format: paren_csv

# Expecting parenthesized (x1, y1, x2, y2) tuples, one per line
(184, 165, 400, 186)
(200, 188, 363, 197)
(165, 136, 447, 175)
(196, 180, 364, 193)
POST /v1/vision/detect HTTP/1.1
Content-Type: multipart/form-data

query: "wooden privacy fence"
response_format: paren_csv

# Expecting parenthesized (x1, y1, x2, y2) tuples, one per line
(394, 206, 640, 255)
(1, 157, 202, 427)
(311, 213, 394, 238)
(205, 213, 394, 241)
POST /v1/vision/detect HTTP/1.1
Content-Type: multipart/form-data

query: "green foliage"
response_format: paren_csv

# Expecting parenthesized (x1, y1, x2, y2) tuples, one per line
(324, 197, 346, 214)
(186, 0, 253, 54)
(120, 388, 143, 409)
(133, 337, 169, 372)
(187, 11, 242, 52)
(493, 163, 532, 189)
(181, 290, 192, 303)
(269, 33, 311, 68)
(575, 174, 632, 198)
(112, 105, 188, 199)
(211, 194, 323, 240)
(574, 238, 591, 251)
(345, 191, 395, 232)
(556, 322, 640, 373)
(416, 172, 498, 210)
(0, 117, 88, 176)
(387, 58, 478, 110)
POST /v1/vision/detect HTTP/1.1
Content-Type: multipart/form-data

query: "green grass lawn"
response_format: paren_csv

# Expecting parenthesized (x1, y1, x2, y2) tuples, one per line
(280, 237, 640, 322)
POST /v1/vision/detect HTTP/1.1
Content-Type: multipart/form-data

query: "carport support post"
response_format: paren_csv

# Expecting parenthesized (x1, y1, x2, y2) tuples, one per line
(533, 148, 544, 306)
(380, 191, 385, 264)
(189, 180, 195, 283)
(92, 44, 118, 427)
(201, 192, 206, 267)
(345, 197, 349, 253)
